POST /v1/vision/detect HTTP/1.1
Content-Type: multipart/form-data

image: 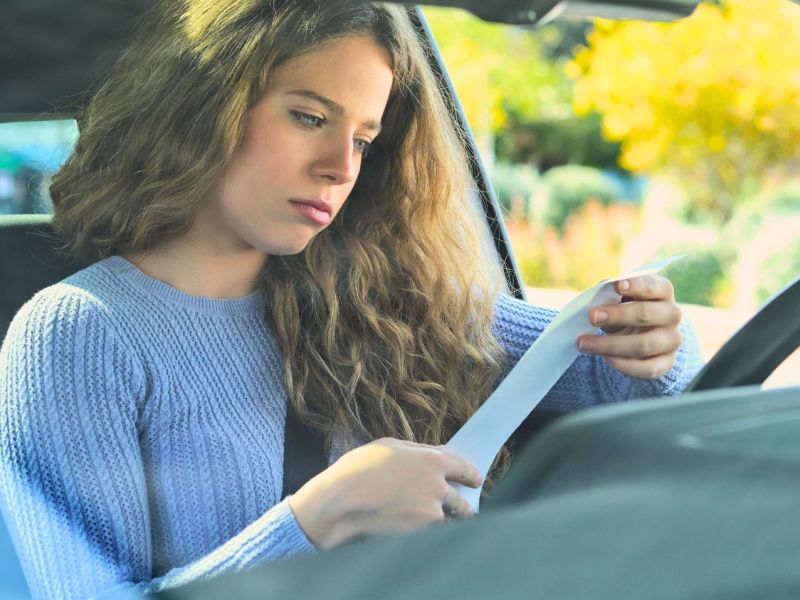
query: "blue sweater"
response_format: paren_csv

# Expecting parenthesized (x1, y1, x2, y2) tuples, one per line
(0, 256, 701, 599)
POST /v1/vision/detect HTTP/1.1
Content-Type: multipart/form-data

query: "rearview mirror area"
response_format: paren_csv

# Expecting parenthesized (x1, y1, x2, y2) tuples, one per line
(402, 0, 701, 24)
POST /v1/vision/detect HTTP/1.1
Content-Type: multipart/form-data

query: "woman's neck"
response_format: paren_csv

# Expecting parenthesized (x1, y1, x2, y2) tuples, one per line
(125, 228, 268, 299)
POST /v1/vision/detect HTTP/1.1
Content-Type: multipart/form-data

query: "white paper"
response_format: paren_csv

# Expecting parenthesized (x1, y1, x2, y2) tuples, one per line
(446, 256, 682, 512)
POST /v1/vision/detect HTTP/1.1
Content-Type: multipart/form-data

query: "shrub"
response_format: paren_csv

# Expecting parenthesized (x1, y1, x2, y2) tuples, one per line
(489, 162, 539, 221)
(728, 179, 800, 237)
(495, 113, 622, 171)
(507, 199, 641, 290)
(723, 196, 800, 310)
(661, 248, 732, 307)
(756, 236, 800, 305)
(766, 181, 800, 210)
(504, 220, 552, 287)
(542, 165, 618, 231)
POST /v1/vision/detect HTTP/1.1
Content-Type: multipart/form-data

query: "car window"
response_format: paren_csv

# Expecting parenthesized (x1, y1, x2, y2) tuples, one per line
(0, 119, 78, 215)
(1, 3, 799, 598)
(764, 349, 800, 389)
(425, 2, 800, 386)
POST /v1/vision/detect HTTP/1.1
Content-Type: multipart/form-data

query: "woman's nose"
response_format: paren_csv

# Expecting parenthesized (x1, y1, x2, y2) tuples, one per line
(313, 135, 359, 184)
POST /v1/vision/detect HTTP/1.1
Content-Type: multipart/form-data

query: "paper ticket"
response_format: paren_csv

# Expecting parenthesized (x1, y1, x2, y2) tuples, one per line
(446, 256, 682, 512)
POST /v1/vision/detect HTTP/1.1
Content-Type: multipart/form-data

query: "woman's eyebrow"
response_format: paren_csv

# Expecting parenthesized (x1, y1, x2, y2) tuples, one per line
(285, 89, 382, 133)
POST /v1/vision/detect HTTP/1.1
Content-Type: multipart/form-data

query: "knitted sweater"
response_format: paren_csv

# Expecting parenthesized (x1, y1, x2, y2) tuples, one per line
(0, 256, 701, 599)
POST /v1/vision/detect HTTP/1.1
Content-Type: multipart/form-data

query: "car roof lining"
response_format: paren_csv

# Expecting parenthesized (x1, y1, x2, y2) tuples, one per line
(1, 2, 527, 297)
(2, 0, 150, 117)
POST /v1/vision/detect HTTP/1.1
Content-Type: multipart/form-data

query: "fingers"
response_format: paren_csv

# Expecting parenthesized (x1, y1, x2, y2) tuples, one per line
(580, 274, 683, 381)
(579, 327, 682, 359)
(590, 298, 681, 330)
(380, 439, 482, 488)
(614, 274, 675, 302)
(300, 439, 481, 546)
(441, 484, 474, 519)
(423, 448, 480, 519)
(440, 451, 483, 488)
(603, 352, 677, 380)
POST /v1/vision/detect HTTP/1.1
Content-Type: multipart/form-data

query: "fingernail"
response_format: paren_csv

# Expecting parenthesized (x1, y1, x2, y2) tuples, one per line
(579, 338, 594, 352)
(594, 310, 607, 324)
(618, 279, 630, 291)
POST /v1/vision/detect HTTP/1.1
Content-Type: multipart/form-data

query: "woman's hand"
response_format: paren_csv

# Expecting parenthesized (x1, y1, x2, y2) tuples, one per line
(578, 273, 682, 380)
(288, 438, 482, 549)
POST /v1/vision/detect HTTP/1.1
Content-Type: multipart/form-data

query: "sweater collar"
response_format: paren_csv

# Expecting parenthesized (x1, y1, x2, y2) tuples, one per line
(103, 255, 265, 317)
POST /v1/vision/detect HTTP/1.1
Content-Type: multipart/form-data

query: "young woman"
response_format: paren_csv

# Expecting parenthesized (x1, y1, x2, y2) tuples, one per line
(0, 1, 701, 597)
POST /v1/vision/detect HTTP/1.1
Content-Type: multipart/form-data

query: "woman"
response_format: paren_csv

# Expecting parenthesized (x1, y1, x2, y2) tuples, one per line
(0, 1, 700, 598)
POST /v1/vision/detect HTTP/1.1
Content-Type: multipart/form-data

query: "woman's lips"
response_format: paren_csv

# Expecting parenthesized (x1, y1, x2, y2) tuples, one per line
(289, 199, 332, 226)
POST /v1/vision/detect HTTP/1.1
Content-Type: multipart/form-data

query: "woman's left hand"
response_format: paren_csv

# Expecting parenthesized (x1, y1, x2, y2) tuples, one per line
(578, 273, 682, 380)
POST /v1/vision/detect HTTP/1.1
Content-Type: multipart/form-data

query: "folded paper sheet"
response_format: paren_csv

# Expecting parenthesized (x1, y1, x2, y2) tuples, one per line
(446, 256, 682, 512)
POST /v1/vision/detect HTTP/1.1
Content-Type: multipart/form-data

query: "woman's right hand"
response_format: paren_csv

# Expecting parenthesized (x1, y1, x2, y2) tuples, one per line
(288, 438, 483, 549)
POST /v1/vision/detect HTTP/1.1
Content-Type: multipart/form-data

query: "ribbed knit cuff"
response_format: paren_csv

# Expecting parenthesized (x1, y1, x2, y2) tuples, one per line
(640, 319, 704, 397)
(270, 497, 318, 556)
(147, 499, 317, 594)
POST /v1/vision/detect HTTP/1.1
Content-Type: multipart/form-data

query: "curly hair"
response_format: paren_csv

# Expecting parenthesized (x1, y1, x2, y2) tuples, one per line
(51, 0, 507, 462)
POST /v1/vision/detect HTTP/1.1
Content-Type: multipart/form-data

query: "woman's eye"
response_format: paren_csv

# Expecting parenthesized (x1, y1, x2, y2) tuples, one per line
(291, 110, 324, 128)
(354, 139, 372, 156)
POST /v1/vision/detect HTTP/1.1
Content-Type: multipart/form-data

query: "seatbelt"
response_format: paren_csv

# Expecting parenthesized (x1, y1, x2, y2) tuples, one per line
(281, 401, 328, 499)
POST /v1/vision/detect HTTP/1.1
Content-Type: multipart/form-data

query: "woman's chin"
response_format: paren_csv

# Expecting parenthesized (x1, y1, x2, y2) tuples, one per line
(263, 238, 313, 257)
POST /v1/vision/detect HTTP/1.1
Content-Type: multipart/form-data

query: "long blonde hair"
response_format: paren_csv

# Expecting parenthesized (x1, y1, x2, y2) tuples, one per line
(51, 0, 507, 459)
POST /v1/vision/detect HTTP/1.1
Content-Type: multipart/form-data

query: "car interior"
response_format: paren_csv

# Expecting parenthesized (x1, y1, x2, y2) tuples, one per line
(2, 1, 799, 598)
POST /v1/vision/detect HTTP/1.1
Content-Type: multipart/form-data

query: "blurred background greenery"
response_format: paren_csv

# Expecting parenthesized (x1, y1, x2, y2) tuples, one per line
(426, 0, 800, 328)
(1, 0, 797, 372)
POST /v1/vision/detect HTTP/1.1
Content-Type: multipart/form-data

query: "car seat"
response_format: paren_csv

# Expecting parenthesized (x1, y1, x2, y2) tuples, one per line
(0, 214, 85, 342)
(0, 213, 85, 599)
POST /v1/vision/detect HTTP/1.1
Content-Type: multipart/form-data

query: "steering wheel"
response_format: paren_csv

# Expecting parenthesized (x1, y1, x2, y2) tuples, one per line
(686, 274, 800, 391)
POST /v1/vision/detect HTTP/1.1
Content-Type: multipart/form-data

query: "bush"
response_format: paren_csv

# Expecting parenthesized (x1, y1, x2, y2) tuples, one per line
(504, 220, 552, 287)
(495, 113, 622, 171)
(723, 202, 800, 310)
(756, 236, 800, 305)
(489, 162, 539, 221)
(662, 248, 732, 307)
(542, 165, 618, 231)
(753, 180, 800, 216)
(767, 181, 800, 210)
(507, 199, 641, 290)
(729, 179, 800, 235)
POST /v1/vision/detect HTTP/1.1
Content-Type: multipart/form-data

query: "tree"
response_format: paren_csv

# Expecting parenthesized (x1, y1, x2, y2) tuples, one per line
(569, 0, 800, 223)
(424, 8, 572, 161)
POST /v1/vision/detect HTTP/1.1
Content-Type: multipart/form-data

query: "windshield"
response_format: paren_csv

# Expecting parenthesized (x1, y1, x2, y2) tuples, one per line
(424, 0, 800, 388)
(0, 3, 798, 598)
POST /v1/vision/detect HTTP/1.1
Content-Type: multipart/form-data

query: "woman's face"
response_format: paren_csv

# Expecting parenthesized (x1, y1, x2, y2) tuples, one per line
(200, 35, 394, 257)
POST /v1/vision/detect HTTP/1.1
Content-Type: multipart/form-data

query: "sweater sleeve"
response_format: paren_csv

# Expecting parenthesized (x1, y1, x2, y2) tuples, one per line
(0, 288, 314, 600)
(492, 294, 704, 412)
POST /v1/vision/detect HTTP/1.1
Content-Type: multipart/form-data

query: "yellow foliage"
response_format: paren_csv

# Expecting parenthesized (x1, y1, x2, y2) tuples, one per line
(424, 8, 570, 137)
(569, 0, 800, 221)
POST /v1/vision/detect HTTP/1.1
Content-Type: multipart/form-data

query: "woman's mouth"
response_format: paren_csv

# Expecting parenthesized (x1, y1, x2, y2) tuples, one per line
(289, 199, 332, 226)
